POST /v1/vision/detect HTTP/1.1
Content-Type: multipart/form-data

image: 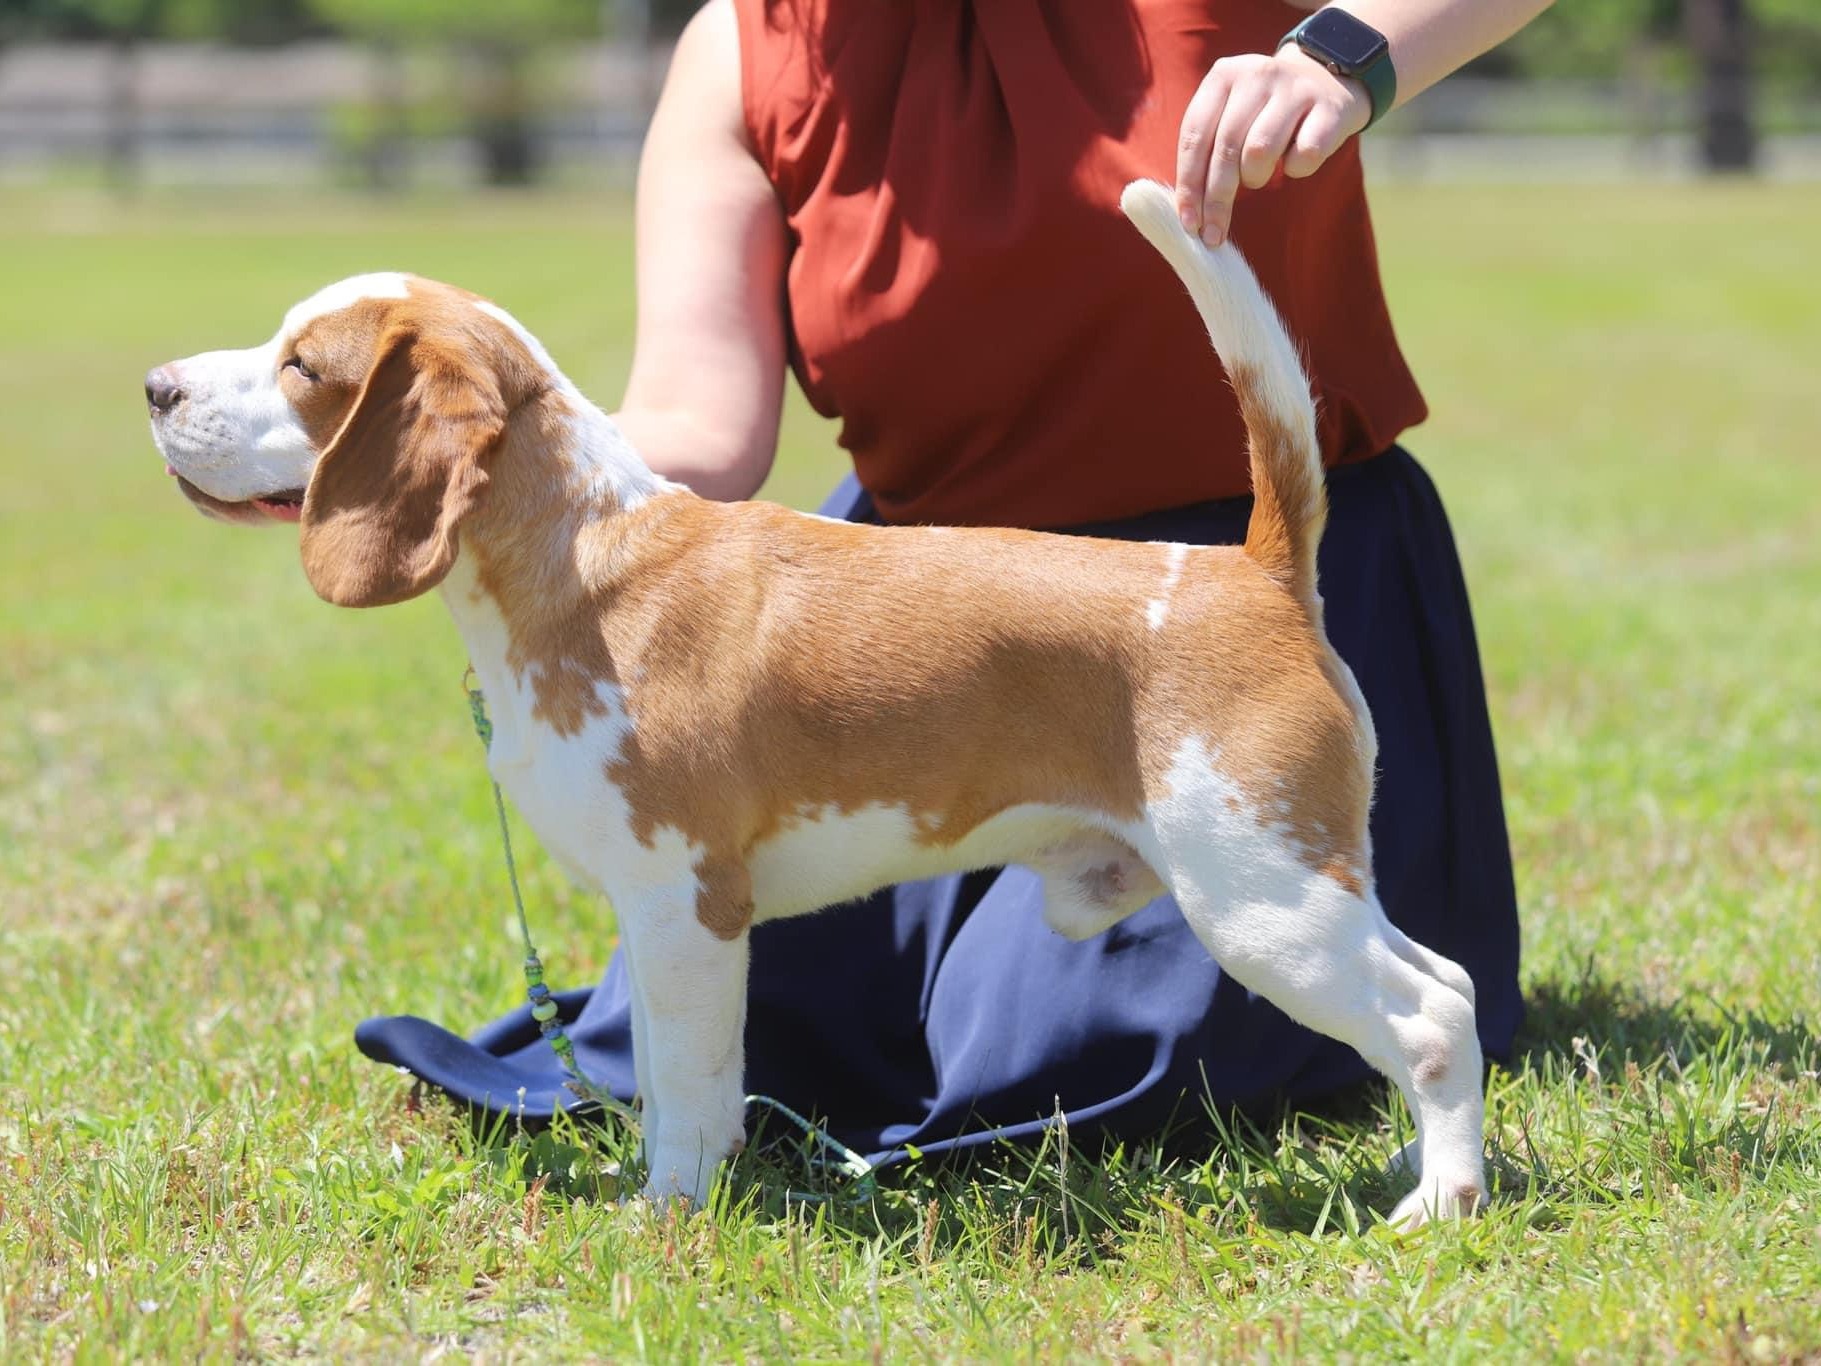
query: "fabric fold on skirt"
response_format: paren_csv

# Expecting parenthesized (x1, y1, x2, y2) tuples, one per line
(356, 447, 1522, 1163)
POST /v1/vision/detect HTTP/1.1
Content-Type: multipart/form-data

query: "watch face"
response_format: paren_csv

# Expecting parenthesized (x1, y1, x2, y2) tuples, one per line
(1299, 10, 1389, 72)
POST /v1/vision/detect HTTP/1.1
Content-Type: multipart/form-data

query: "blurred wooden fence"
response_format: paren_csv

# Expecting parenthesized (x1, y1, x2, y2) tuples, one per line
(3, 40, 1819, 189)
(0, 40, 668, 188)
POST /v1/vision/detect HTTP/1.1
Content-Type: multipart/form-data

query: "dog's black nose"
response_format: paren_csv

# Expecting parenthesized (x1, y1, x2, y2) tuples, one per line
(145, 366, 186, 416)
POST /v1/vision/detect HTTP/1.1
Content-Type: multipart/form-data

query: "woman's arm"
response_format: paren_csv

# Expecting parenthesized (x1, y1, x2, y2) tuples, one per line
(614, 0, 789, 501)
(1176, 0, 1554, 247)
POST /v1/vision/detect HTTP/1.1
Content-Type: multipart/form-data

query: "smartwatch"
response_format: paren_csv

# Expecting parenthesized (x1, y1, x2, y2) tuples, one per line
(1279, 9, 1398, 130)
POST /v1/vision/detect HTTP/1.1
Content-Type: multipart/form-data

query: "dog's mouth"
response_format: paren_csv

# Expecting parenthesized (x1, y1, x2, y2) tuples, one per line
(168, 466, 305, 525)
(247, 491, 305, 523)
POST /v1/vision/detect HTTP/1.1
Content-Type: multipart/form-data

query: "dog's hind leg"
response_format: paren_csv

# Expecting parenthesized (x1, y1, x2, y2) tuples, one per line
(1373, 918, 1481, 1184)
(1384, 918, 1478, 1010)
(1141, 817, 1487, 1229)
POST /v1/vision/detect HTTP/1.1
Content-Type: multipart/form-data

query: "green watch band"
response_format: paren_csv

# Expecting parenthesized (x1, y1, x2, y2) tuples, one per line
(1279, 10, 1398, 131)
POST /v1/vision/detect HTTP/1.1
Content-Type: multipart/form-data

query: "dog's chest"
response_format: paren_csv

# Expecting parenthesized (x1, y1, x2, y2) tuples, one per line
(492, 712, 622, 882)
(443, 572, 693, 901)
(483, 679, 718, 907)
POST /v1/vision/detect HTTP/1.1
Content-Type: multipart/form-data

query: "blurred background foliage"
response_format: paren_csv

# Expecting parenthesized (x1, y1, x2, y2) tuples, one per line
(6, 0, 1812, 81)
(0, 0, 1814, 184)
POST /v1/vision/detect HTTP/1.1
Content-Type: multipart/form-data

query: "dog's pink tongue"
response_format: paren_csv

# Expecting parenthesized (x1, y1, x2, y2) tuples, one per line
(253, 498, 303, 524)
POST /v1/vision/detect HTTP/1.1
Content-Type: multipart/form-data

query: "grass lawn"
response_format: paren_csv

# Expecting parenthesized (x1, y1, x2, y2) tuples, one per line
(1, 181, 1817, 1361)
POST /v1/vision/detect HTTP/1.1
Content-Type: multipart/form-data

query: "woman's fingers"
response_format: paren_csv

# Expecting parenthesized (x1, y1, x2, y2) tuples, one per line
(1174, 65, 1233, 236)
(1176, 50, 1375, 244)
(1239, 92, 1303, 191)
(1198, 72, 1274, 246)
(1287, 77, 1371, 179)
(1284, 101, 1344, 179)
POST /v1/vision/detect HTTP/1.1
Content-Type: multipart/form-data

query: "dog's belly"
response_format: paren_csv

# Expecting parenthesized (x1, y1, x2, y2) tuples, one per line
(746, 801, 1110, 921)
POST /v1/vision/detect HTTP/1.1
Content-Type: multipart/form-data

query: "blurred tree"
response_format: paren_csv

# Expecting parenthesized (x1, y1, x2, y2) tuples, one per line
(308, 0, 601, 187)
(1506, 0, 1683, 79)
(1497, 0, 1791, 173)
(0, 0, 322, 43)
(1756, 0, 1821, 92)
(1685, 0, 1756, 170)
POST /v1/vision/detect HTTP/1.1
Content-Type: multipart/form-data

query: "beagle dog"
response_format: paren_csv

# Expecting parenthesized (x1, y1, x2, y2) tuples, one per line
(146, 180, 1487, 1228)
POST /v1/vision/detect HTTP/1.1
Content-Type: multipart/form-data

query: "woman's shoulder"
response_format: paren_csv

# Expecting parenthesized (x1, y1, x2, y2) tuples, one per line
(670, 0, 741, 114)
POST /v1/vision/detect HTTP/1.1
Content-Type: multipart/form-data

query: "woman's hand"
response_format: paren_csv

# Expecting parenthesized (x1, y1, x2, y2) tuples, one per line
(1175, 45, 1372, 248)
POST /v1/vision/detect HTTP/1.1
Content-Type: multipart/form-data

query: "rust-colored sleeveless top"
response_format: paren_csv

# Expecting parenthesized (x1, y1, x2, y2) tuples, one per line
(735, 0, 1426, 528)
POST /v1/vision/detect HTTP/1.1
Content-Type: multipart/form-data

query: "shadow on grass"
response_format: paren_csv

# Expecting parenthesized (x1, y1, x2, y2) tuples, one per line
(1515, 960, 1819, 1075)
(681, 1090, 1419, 1248)
(435, 1076, 1410, 1253)
(732, 965, 1821, 1245)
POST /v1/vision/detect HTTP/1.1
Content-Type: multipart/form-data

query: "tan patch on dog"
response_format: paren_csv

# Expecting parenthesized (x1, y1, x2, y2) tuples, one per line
(465, 485, 1170, 937)
(693, 859, 756, 942)
(1137, 558, 1373, 895)
(1233, 362, 1327, 609)
(1414, 1045, 1452, 1087)
(282, 298, 407, 446)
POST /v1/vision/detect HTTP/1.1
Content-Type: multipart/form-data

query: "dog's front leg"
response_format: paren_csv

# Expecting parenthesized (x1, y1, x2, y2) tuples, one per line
(617, 921, 661, 1146)
(616, 876, 752, 1208)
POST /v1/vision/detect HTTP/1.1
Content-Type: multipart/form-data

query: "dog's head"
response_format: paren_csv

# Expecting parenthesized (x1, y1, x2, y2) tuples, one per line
(146, 273, 550, 607)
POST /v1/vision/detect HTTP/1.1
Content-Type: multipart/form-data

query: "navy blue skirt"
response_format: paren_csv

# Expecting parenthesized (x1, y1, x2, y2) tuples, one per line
(357, 447, 1522, 1162)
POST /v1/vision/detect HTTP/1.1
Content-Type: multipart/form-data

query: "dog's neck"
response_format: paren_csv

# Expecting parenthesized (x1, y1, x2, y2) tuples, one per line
(465, 299, 671, 520)
(438, 385, 675, 766)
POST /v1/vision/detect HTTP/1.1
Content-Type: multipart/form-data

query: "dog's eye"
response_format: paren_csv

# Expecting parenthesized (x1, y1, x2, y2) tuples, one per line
(282, 356, 320, 382)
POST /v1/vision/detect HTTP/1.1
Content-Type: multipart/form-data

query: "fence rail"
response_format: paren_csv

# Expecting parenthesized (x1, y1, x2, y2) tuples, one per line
(3, 41, 1819, 187)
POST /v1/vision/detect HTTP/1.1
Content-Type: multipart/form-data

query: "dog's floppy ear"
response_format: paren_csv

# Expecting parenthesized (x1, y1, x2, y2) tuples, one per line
(300, 325, 507, 607)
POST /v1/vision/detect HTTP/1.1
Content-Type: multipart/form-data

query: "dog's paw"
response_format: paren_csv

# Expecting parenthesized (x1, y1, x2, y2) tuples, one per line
(641, 1124, 743, 1211)
(1387, 1172, 1486, 1231)
(639, 1163, 711, 1211)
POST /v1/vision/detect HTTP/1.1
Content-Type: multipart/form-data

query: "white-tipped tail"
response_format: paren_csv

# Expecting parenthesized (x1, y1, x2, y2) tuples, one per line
(1119, 179, 1324, 605)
